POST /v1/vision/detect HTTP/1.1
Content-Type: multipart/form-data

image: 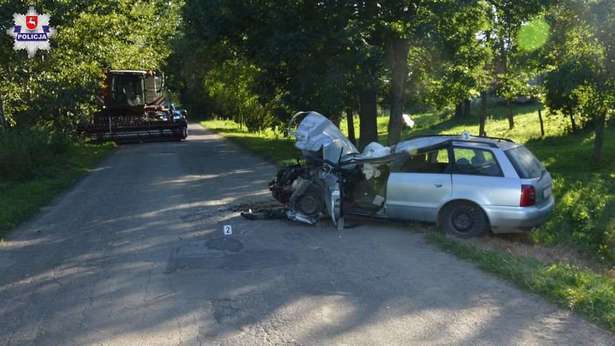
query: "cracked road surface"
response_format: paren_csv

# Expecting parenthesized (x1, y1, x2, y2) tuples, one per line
(0, 123, 612, 345)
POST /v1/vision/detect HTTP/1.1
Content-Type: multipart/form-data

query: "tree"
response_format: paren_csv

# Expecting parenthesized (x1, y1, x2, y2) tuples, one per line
(377, 0, 545, 140)
(483, 0, 549, 130)
(177, 1, 353, 124)
(176, 0, 387, 147)
(543, 0, 614, 162)
(360, 1, 420, 146)
(426, 1, 490, 130)
(0, 1, 183, 129)
(359, 1, 481, 145)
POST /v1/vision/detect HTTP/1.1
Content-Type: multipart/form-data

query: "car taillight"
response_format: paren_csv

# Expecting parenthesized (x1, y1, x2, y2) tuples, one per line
(520, 184, 536, 207)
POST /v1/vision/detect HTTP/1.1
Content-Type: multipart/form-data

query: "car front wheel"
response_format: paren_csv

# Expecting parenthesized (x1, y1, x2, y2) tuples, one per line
(440, 201, 489, 238)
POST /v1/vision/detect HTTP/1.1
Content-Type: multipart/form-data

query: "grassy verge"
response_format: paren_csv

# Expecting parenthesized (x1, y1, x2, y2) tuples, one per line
(0, 141, 115, 237)
(427, 232, 615, 331)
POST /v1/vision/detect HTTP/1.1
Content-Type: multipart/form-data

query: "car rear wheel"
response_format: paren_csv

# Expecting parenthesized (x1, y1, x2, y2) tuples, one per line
(179, 126, 188, 139)
(440, 201, 489, 238)
(174, 127, 188, 141)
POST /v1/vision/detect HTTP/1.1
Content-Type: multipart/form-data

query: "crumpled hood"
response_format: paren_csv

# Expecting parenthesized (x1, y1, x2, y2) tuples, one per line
(293, 112, 359, 161)
(292, 111, 453, 163)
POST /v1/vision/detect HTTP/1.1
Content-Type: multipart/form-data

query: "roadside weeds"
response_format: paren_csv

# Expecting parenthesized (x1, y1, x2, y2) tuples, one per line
(0, 142, 115, 238)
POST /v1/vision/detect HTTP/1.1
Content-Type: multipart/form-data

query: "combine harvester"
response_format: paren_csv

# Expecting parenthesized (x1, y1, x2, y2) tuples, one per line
(80, 70, 188, 141)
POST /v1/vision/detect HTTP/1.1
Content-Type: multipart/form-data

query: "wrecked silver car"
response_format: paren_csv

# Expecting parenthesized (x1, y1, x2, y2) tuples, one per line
(266, 111, 554, 237)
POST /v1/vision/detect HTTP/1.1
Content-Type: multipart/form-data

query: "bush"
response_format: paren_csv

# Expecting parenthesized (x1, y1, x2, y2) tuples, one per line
(534, 175, 615, 263)
(0, 129, 72, 181)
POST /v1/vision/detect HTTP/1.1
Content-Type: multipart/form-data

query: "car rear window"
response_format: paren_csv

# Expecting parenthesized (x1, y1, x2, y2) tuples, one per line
(505, 145, 544, 178)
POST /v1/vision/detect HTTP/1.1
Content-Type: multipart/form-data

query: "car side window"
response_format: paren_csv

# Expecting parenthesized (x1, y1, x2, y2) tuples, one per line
(452, 147, 503, 177)
(395, 148, 450, 174)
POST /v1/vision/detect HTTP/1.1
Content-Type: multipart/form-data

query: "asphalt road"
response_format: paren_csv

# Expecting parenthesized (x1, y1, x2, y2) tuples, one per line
(0, 123, 612, 345)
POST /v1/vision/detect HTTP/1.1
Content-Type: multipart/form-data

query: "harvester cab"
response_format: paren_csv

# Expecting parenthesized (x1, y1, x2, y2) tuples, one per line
(81, 70, 188, 141)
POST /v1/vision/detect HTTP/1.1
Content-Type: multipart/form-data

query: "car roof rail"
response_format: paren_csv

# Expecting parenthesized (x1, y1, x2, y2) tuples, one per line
(405, 133, 514, 142)
(448, 139, 499, 148)
(403, 133, 514, 149)
(405, 137, 500, 150)
(477, 135, 515, 143)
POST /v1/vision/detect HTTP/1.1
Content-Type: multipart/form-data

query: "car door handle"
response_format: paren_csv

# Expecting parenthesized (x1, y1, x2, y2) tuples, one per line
(434, 184, 443, 188)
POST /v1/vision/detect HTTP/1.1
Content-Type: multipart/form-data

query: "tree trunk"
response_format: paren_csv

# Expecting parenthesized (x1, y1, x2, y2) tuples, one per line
(359, 89, 378, 149)
(464, 99, 471, 117)
(507, 101, 514, 129)
(454, 102, 464, 118)
(345, 108, 357, 146)
(0, 95, 5, 129)
(569, 113, 577, 133)
(454, 99, 471, 118)
(479, 92, 487, 136)
(387, 38, 410, 145)
(538, 108, 545, 137)
(591, 110, 606, 163)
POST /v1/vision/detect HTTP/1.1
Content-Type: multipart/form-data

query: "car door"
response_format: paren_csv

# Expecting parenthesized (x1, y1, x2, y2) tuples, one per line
(385, 147, 452, 222)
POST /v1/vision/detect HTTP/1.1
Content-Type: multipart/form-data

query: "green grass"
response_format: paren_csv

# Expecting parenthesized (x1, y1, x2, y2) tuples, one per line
(201, 119, 299, 166)
(339, 104, 565, 144)
(427, 232, 615, 332)
(0, 142, 115, 237)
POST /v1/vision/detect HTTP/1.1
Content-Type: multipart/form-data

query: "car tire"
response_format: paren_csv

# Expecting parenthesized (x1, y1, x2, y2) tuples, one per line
(440, 201, 489, 238)
(174, 127, 188, 141)
(293, 184, 324, 218)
